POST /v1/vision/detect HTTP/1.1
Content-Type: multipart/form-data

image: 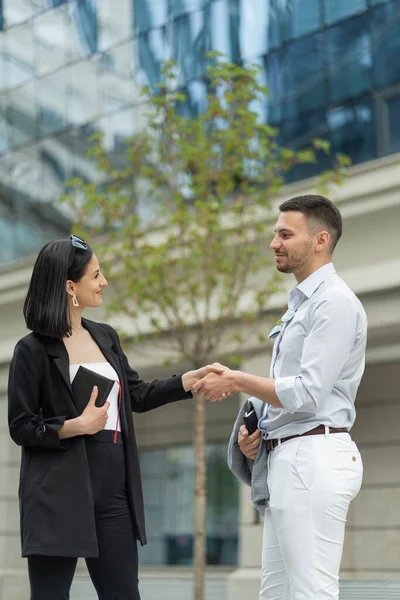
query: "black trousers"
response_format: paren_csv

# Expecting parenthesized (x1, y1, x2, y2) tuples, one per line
(28, 436, 140, 600)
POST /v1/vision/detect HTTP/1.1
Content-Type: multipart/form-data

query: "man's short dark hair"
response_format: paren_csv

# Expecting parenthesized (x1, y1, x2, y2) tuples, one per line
(279, 194, 342, 253)
(24, 239, 94, 338)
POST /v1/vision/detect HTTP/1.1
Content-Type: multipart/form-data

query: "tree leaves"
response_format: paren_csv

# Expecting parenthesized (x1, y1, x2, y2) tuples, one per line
(61, 56, 348, 365)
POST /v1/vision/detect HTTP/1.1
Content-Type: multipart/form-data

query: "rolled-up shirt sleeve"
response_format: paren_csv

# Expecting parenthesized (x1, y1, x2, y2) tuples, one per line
(275, 293, 361, 414)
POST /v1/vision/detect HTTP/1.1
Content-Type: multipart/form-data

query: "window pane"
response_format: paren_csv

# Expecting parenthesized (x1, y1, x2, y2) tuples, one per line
(327, 14, 372, 104)
(388, 96, 400, 154)
(176, 79, 208, 118)
(4, 23, 35, 89)
(0, 94, 9, 152)
(172, 10, 208, 83)
(3, 0, 46, 27)
(98, 0, 131, 50)
(282, 0, 321, 41)
(39, 70, 67, 135)
(170, 0, 205, 18)
(0, 196, 17, 263)
(267, 0, 282, 49)
(264, 51, 284, 124)
(133, 0, 168, 33)
(239, 0, 270, 60)
(68, 0, 98, 56)
(140, 444, 239, 566)
(9, 83, 37, 147)
(372, 2, 400, 88)
(34, 6, 67, 77)
(328, 98, 375, 165)
(135, 26, 170, 87)
(283, 34, 325, 119)
(209, 0, 240, 63)
(280, 110, 330, 182)
(66, 58, 99, 127)
(99, 42, 136, 116)
(324, 0, 367, 26)
(0, 34, 6, 93)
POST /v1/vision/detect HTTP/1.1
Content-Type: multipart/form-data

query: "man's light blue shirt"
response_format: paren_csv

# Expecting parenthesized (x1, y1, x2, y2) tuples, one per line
(258, 262, 368, 439)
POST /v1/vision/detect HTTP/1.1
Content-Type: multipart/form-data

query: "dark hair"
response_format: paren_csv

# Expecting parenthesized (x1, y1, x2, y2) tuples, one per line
(23, 239, 93, 338)
(279, 194, 342, 253)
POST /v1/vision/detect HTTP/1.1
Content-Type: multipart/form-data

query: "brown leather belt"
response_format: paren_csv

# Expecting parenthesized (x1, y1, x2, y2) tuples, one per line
(264, 425, 349, 453)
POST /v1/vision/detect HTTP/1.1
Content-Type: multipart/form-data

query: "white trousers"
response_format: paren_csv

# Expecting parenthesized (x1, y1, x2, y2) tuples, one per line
(260, 431, 363, 600)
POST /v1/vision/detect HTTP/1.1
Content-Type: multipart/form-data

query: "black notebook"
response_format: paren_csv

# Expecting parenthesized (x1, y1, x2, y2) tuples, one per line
(71, 365, 115, 415)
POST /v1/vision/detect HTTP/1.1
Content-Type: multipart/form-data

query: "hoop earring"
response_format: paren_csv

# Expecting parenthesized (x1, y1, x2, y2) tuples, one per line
(72, 295, 80, 307)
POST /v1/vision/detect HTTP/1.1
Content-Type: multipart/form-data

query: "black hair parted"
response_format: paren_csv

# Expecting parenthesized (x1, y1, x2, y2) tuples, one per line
(279, 194, 343, 253)
(23, 238, 93, 338)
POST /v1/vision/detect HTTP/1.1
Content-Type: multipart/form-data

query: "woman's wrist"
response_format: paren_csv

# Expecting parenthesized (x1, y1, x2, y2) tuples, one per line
(58, 416, 85, 439)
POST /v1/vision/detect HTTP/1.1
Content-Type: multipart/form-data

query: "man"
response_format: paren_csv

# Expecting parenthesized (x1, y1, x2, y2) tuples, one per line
(194, 195, 367, 600)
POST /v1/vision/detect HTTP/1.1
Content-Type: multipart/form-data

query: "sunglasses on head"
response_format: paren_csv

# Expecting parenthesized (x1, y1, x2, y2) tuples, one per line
(70, 234, 88, 250)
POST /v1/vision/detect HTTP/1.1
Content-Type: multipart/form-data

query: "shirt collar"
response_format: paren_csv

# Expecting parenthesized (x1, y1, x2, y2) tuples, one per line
(295, 262, 336, 299)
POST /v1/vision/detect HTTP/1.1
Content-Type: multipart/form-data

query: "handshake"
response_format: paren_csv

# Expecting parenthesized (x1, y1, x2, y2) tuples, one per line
(181, 362, 235, 402)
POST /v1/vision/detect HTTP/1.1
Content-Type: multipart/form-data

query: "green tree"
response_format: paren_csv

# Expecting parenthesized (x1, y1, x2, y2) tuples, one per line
(61, 56, 349, 600)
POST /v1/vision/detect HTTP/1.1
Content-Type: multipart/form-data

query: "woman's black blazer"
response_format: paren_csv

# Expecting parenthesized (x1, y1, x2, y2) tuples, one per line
(8, 318, 192, 558)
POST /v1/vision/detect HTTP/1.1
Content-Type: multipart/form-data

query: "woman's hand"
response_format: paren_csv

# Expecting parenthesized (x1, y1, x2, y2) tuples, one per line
(79, 386, 110, 435)
(181, 363, 228, 393)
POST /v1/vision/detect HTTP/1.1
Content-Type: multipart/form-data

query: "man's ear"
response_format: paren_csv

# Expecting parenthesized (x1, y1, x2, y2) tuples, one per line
(315, 231, 330, 254)
(66, 279, 76, 298)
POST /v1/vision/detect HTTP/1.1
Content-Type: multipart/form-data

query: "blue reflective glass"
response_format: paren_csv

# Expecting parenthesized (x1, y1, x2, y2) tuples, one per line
(267, 0, 282, 49)
(239, 0, 270, 59)
(388, 96, 400, 154)
(264, 51, 283, 124)
(98, 0, 131, 51)
(134, 0, 168, 33)
(327, 14, 372, 104)
(9, 83, 37, 147)
(328, 98, 376, 165)
(68, 0, 98, 56)
(280, 111, 330, 182)
(3, 0, 46, 27)
(172, 10, 209, 83)
(39, 71, 67, 135)
(139, 444, 239, 566)
(135, 26, 169, 87)
(283, 33, 325, 119)
(34, 7, 67, 77)
(324, 0, 367, 26)
(46, 0, 66, 6)
(0, 95, 9, 152)
(98, 42, 135, 115)
(372, 2, 400, 88)
(4, 23, 35, 89)
(282, 0, 321, 41)
(210, 0, 240, 62)
(66, 59, 99, 127)
(176, 79, 207, 117)
(170, 0, 205, 18)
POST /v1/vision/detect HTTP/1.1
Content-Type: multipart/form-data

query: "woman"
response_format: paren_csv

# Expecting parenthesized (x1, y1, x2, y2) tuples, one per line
(8, 235, 222, 600)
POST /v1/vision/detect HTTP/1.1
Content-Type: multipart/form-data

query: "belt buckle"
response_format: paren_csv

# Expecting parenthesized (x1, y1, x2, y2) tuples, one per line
(265, 439, 277, 453)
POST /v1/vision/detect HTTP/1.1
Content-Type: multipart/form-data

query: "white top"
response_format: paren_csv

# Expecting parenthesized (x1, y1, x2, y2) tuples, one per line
(258, 263, 368, 439)
(69, 362, 121, 432)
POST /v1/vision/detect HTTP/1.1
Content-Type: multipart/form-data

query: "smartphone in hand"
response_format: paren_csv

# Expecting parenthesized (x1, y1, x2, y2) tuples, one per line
(243, 401, 258, 435)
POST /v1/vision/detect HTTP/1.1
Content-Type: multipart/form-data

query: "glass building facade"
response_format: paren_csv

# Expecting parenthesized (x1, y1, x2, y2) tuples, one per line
(0, 0, 400, 263)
